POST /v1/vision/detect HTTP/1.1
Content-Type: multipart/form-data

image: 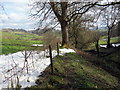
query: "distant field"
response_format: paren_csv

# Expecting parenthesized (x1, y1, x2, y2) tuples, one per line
(0, 31, 43, 55)
(84, 36, 120, 50)
(99, 37, 120, 45)
(1, 30, 120, 55)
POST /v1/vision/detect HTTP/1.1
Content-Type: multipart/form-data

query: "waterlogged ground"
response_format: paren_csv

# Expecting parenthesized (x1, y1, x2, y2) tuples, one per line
(100, 43, 120, 48)
(0, 48, 75, 89)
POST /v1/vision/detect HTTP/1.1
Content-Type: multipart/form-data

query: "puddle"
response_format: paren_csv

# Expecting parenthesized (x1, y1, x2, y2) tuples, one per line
(100, 43, 120, 48)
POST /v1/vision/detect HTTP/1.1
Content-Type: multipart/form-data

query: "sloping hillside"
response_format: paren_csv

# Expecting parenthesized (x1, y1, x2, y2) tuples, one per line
(1, 30, 42, 55)
(29, 47, 120, 89)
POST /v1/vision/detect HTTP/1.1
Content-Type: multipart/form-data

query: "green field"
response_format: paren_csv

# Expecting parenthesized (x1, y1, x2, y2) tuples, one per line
(1, 30, 120, 55)
(0, 31, 43, 55)
(84, 37, 120, 51)
(99, 37, 120, 45)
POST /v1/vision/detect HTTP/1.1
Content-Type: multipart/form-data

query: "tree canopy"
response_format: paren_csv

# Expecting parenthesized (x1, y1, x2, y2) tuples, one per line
(31, 0, 120, 46)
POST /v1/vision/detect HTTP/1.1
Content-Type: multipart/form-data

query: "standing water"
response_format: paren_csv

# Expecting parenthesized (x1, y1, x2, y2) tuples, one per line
(0, 48, 75, 89)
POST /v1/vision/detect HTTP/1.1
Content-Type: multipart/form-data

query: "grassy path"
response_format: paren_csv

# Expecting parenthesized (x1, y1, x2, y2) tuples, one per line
(29, 49, 120, 89)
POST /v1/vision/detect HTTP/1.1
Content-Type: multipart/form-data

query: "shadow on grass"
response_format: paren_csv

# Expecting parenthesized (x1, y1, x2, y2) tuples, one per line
(85, 46, 120, 80)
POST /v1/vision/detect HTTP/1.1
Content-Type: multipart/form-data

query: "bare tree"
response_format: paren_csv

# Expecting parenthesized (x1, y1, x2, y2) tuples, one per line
(94, 27, 100, 56)
(31, 0, 120, 46)
(101, 5, 119, 48)
(0, 3, 7, 19)
(68, 14, 94, 48)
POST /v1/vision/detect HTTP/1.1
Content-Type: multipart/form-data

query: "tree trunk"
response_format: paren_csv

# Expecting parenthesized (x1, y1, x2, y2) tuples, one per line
(61, 21, 68, 46)
(96, 40, 99, 56)
(49, 45, 53, 75)
(107, 29, 111, 48)
(74, 33, 78, 48)
(50, 2, 68, 46)
(75, 39, 78, 48)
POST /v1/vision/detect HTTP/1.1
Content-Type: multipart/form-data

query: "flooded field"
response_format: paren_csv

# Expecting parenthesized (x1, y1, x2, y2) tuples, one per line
(0, 48, 75, 89)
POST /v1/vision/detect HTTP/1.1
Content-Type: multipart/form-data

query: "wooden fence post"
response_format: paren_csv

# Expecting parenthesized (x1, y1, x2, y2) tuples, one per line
(49, 45, 53, 74)
(57, 42, 59, 56)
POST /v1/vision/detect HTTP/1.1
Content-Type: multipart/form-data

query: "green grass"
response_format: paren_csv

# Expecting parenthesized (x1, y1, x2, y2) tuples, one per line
(98, 47, 120, 75)
(84, 36, 120, 50)
(0, 31, 43, 55)
(99, 37, 120, 45)
(29, 52, 120, 89)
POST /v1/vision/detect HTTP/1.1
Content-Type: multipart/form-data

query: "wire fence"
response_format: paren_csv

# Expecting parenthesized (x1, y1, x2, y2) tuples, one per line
(0, 45, 58, 88)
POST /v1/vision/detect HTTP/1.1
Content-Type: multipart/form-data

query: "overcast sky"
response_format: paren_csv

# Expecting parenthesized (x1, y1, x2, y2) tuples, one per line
(0, 0, 37, 30)
(0, 0, 118, 30)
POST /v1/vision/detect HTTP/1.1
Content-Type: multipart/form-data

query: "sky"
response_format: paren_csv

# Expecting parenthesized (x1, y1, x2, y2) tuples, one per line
(0, 0, 118, 30)
(0, 0, 37, 30)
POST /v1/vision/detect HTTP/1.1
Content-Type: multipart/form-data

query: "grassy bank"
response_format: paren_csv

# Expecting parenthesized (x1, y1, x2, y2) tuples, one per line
(29, 47, 120, 89)
(0, 31, 43, 55)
